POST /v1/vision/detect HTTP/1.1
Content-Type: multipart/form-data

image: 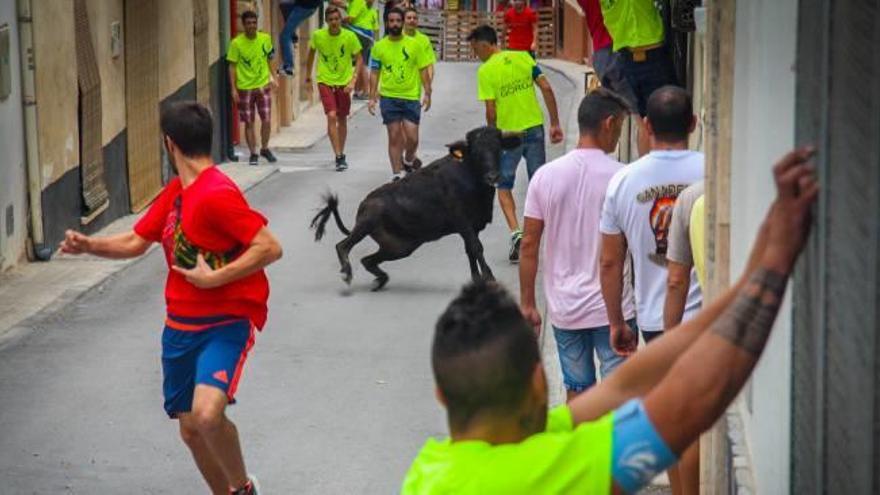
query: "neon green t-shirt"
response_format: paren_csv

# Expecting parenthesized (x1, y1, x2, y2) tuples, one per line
(349, 0, 380, 32)
(309, 27, 362, 86)
(226, 32, 274, 90)
(477, 50, 544, 132)
(401, 406, 613, 495)
(600, 0, 664, 51)
(689, 194, 706, 288)
(370, 35, 433, 100)
(407, 30, 437, 65)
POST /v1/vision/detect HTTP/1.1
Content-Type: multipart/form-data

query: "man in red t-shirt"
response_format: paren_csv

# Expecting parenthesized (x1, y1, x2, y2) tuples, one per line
(60, 102, 282, 495)
(504, 0, 539, 54)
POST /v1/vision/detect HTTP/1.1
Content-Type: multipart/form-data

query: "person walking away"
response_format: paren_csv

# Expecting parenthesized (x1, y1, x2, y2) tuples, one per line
(345, 0, 380, 98)
(503, 0, 539, 57)
(520, 89, 636, 401)
(306, 6, 363, 171)
(403, 7, 437, 88)
(227, 10, 279, 166)
(368, 7, 433, 181)
(467, 25, 563, 263)
(59, 102, 283, 495)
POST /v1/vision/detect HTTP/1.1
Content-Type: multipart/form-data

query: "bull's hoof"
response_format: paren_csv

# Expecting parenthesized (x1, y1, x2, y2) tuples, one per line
(483, 272, 496, 282)
(371, 275, 389, 291)
(340, 268, 353, 285)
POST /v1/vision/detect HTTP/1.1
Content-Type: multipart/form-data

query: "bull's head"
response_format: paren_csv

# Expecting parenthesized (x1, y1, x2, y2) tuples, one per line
(446, 127, 522, 186)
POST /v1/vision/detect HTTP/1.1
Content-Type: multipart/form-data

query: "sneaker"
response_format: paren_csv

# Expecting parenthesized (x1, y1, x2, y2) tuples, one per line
(508, 230, 522, 264)
(391, 174, 402, 182)
(248, 154, 259, 166)
(335, 154, 348, 172)
(278, 65, 294, 77)
(260, 148, 278, 163)
(230, 474, 261, 495)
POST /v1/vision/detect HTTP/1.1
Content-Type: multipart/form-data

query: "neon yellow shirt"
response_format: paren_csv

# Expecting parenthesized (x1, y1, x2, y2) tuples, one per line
(600, 0, 664, 51)
(477, 50, 544, 132)
(407, 30, 437, 65)
(227, 32, 274, 90)
(349, 0, 380, 32)
(402, 406, 613, 495)
(309, 27, 362, 86)
(370, 36, 433, 100)
(689, 194, 706, 288)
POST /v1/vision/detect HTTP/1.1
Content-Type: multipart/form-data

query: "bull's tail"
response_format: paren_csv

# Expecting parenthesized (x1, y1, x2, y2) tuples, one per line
(310, 193, 351, 241)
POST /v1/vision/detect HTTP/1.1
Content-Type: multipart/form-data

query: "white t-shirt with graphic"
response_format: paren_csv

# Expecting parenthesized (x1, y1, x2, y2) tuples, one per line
(599, 150, 704, 332)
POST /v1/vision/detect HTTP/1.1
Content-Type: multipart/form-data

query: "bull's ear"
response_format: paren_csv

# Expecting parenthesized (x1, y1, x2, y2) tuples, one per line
(446, 140, 467, 160)
(500, 132, 523, 150)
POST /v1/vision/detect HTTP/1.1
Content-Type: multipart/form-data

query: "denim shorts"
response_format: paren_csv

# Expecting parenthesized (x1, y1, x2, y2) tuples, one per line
(497, 124, 546, 190)
(380, 96, 421, 125)
(552, 318, 638, 393)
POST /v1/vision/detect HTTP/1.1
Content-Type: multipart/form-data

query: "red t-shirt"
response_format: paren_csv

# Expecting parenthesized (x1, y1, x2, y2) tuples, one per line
(134, 166, 270, 329)
(578, 0, 612, 52)
(504, 7, 538, 51)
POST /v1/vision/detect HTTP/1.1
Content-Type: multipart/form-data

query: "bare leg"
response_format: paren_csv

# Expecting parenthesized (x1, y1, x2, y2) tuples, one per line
(668, 466, 682, 495)
(327, 112, 342, 156)
(402, 119, 420, 163)
(386, 121, 404, 174)
(497, 189, 520, 232)
(188, 385, 249, 490)
(245, 123, 257, 155)
(679, 442, 700, 495)
(339, 116, 348, 154)
(260, 117, 272, 150)
(177, 415, 229, 495)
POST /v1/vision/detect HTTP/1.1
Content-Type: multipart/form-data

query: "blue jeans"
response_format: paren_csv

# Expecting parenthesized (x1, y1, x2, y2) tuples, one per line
(280, 4, 318, 68)
(497, 125, 546, 190)
(553, 319, 637, 393)
(620, 45, 677, 116)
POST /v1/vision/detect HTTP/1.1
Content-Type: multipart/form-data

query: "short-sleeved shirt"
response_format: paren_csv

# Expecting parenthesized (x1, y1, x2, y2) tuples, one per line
(524, 148, 635, 329)
(309, 27, 362, 86)
(477, 50, 544, 132)
(369, 35, 433, 100)
(134, 167, 270, 329)
(402, 406, 613, 494)
(599, 150, 704, 332)
(600, 0, 664, 51)
(578, 0, 612, 51)
(504, 7, 538, 50)
(407, 30, 437, 65)
(666, 180, 704, 280)
(227, 32, 274, 90)
(349, 0, 380, 31)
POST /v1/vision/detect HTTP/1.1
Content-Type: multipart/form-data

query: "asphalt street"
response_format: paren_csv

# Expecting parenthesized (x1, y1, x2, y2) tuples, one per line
(0, 62, 576, 494)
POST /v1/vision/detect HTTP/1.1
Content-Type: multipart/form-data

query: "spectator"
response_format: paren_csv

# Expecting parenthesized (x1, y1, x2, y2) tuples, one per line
(503, 0, 539, 57)
(577, 0, 635, 104)
(345, 0, 381, 99)
(278, 0, 345, 76)
(404, 7, 437, 87)
(520, 89, 636, 401)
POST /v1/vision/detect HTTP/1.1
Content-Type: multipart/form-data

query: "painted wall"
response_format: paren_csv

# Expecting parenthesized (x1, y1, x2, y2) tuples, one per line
(85, 0, 126, 145)
(729, 0, 798, 493)
(159, 0, 196, 100)
(0, 3, 29, 269)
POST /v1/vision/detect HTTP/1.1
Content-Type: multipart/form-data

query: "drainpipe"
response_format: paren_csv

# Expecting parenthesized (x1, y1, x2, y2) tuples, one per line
(16, 0, 50, 260)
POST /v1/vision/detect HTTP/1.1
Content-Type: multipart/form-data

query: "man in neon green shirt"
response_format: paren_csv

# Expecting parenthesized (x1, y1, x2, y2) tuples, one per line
(227, 10, 279, 166)
(345, 0, 380, 98)
(403, 146, 819, 494)
(403, 7, 436, 88)
(305, 7, 363, 171)
(468, 25, 563, 263)
(367, 7, 433, 181)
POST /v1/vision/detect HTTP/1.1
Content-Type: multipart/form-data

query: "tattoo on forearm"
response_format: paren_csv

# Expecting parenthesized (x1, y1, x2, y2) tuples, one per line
(711, 268, 788, 355)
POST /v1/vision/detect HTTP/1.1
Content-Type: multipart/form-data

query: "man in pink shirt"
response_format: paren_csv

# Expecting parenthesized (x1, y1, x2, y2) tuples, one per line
(520, 88, 635, 400)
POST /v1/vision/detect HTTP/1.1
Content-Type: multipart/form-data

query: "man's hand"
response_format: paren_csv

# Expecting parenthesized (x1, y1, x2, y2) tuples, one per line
(344, 81, 355, 94)
(762, 146, 819, 274)
(422, 93, 432, 112)
(59, 230, 92, 255)
(521, 304, 542, 335)
(231, 89, 240, 105)
(269, 77, 279, 90)
(171, 254, 222, 289)
(368, 98, 378, 115)
(610, 321, 638, 356)
(549, 124, 564, 144)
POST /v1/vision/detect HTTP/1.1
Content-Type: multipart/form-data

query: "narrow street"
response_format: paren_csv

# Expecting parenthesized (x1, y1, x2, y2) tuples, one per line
(0, 62, 576, 494)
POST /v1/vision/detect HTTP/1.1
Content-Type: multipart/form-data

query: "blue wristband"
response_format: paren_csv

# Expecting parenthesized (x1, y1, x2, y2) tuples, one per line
(611, 399, 678, 493)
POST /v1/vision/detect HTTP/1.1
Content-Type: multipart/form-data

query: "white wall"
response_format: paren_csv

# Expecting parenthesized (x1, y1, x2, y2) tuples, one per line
(729, 0, 798, 492)
(0, 3, 28, 270)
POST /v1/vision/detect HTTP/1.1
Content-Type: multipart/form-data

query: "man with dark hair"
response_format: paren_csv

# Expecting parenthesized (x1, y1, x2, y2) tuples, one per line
(520, 89, 636, 402)
(368, 7, 433, 181)
(403, 146, 819, 493)
(60, 101, 283, 495)
(228, 10, 278, 166)
(467, 24, 563, 263)
(403, 7, 436, 87)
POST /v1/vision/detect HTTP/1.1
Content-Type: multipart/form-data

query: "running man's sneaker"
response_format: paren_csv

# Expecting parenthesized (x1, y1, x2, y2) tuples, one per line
(278, 64, 294, 76)
(509, 230, 523, 264)
(335, 154, 348, 172)
(230, 475, 260, 495)
(249, 154, 259, 166)
(260, 148, 278, 163)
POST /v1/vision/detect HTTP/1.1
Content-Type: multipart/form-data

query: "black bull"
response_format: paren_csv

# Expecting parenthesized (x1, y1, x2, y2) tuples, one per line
(310, 127, 521, 291)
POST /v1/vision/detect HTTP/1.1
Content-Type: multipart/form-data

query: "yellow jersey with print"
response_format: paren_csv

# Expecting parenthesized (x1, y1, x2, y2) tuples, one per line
(370, 35, 433, 101)
(477, 50, 545, 132)
(349, 0, 380, 32)
(227, 32, 274, 90)
(309, 27, 362, 86)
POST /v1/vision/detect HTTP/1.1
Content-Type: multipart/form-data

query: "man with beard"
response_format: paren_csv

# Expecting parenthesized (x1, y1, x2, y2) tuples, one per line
(60, 102, 282, 495)
(368, 7, 433, 181)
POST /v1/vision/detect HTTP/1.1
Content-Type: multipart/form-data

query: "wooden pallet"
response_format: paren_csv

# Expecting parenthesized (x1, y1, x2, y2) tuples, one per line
(438, 7, 556, 61)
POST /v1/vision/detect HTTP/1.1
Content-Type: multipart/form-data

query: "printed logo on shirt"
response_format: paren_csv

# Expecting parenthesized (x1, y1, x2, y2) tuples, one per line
(637, 184, 690, 265)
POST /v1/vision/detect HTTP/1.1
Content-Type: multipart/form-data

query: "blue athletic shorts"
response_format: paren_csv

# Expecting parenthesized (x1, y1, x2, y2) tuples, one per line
(380, 96, 421, 125)
(161, 315, 255, 418)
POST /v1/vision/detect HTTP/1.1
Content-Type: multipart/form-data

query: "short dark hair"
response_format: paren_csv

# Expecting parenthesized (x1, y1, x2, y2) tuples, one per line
(160, 101, 213, 157)
(385, 6, 405, 23)
(578, 87, 632, 135)
(325, 5, 342, 18)
(466, 25, 498, 45)
(646, 85, 693, 142)
(432, 281, 540, 431)
(240, 10, 258, 23)
(404, 6, 418, 15)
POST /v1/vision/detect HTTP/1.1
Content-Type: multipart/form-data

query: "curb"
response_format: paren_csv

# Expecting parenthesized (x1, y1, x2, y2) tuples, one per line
(273, 102, 369, 153)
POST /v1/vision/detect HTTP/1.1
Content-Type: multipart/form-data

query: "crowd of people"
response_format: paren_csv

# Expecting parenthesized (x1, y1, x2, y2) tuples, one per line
(53, 1, 821, 494)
